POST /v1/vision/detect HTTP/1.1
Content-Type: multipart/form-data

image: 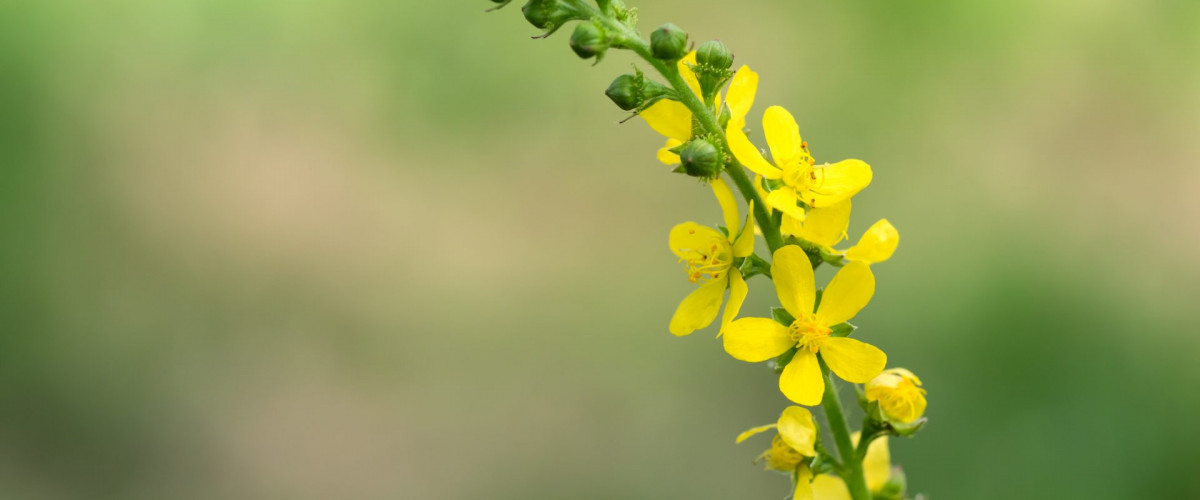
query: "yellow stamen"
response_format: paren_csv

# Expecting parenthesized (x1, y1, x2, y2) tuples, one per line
(789, 315, 832, 353)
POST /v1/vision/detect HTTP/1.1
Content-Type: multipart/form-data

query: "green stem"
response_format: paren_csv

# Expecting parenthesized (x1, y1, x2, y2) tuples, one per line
(598, 17, 785, 253)
(820, 358, 872, 500)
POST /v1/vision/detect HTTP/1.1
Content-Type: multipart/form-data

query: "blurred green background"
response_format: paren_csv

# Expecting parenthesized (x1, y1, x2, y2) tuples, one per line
(2, 1, 1198, 498)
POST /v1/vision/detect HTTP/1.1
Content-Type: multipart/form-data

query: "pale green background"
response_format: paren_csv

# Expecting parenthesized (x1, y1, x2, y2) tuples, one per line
(1, 1, 1198, 498)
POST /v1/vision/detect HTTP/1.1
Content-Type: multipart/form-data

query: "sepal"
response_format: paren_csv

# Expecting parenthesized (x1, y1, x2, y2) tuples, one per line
(738, 253, 772, 280)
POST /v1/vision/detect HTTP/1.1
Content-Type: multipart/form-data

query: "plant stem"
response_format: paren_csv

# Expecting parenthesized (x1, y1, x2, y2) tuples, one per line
(820, 358, 872, 500)
(599, 17, 785, 253)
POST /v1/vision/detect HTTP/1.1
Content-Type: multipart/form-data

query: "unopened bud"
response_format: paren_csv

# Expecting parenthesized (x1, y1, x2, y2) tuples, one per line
(569, 22, 608, 59)
(677, 139, 723, 178)
(695, 40, 733, 70)
(521, 0, 587, 37)
(604, 69, 672, 111)
(650, 23, 688, 60)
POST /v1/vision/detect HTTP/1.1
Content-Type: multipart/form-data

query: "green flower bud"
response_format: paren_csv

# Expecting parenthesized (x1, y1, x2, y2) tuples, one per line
(676, 139, 723, 178)
(605, 74, 641, 110)
(569, 22, 608, 60)
(604, 69, 673, 111)
(695, 40, 733, 69)
(521, 0, 587, 37)
(650, 23, 688, 60)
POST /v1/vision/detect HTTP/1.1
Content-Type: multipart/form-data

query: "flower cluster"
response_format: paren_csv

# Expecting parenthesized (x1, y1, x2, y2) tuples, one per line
(491, 1, 929, 498)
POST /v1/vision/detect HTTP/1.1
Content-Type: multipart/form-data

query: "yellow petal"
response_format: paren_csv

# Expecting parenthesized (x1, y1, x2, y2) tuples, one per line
(811, 474, 852, 500)
(668, 222, 727, 259)
(669, 278, 727, 336)
(793, 465, 815, 500)
(641, 99, 692, 142)
(727, 127, 782, 179)
(726, 66, 759, 124)
(763, 105, 802, 166)
(843, 219, 898, 264)
(720, 270, 748, 334)
(766, 187, 806, 221)
(777, 406, 817, 456)
(734, 423, 776, 443)
(732, 201, 755, 258)
(678, 51, 701, 98)
(722, 317, 793, 362)
(656, 138, 683, 165)
(796, 200, 851, 248)
(862, 436, 891, 492)
(820, 337, 886, 383)
(805, 159, 872, 208)
(710, 178, 740, 237)
(780, 213, 803, 236)
(771, 245, 816, 318)
(779, 349, 824, 406)
(816, 262, 874, 325)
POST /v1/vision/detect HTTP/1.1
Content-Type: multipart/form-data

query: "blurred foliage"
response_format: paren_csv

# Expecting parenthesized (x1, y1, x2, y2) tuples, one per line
(0, 1, 1198, 499)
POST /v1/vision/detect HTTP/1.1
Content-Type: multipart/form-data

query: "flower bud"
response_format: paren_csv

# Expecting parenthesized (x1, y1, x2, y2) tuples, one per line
(695, 40, 733, 70)
(677, 139, 723, 178)
(569, 22, 608, 60)
(521, 0, 586, 37)
(865, 368, 927, 423)
(604, 70, 673, 111)
(650, 23, 688, 60)
(605, 74, 641, 110)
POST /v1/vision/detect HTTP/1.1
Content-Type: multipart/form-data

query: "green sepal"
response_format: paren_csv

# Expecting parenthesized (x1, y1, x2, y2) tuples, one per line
(771, 307, 795, 326)
(890, 417, 928, 437)
(830, 322, 856, 337)
(771, 346, 798, 374)
(717, 102, 732, 129)
(810, 432, 842, 476)
(863, 399, 929, 441)
(876, 467, 907, 500)
(819, 246, 846, 267)
(738, 253, 772, 280)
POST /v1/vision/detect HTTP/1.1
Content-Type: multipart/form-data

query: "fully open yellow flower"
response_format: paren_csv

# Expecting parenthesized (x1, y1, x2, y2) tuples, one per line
(780, 201, 899, 265)
(736, 406, 819, 500)
(810, 434, 892, 500)
(723, 246, 886, 405)
(667, 179, 754, 336)
(727, 106, 872, 220)
(866, 368, 927, 423)
(642, 52, 759, 165)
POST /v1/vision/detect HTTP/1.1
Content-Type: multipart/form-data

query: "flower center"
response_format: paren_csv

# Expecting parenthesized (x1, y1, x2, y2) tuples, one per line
(679, 236, 732, 283)
(789, 315, 831, 353)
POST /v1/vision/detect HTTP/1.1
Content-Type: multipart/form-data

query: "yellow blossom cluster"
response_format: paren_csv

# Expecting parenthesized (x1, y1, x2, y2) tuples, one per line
(493, 1, 930, 498)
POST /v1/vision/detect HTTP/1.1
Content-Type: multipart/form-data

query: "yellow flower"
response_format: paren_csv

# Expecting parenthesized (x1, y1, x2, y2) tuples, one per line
(723, 246, 886, 405)
(736, 406, 819, 500)
(866, 368, 927, 423)
(642, 52, 759, 165)
(780, 201, 899, 265)
(668, 178, 755, 336)
(810, 434, 892, 500)
(727, 105, 872, 220)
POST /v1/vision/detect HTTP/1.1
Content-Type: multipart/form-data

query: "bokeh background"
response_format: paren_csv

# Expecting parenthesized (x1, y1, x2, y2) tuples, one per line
(2, 0, 1198, 498)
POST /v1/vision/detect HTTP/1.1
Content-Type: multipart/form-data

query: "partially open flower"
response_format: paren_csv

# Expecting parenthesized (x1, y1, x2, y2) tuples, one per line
(865, 368, 927, 423)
